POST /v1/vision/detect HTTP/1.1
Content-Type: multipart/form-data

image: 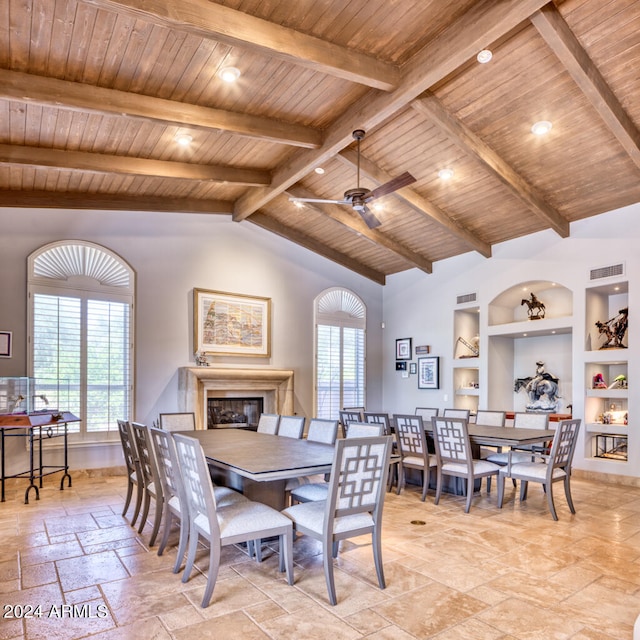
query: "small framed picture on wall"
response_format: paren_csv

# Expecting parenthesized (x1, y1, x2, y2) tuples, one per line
(0, 331, 12, 358)
(418, 356, 439, 389)
(396, 337, 412, 360)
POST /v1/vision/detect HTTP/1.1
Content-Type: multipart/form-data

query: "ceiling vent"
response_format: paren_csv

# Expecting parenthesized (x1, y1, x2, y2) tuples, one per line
(456, 292, 477, 305)
(589, 263, 625, 281)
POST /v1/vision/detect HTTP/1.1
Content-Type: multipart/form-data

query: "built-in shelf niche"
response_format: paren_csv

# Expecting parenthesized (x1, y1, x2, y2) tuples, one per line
(585, 281, 628, 351)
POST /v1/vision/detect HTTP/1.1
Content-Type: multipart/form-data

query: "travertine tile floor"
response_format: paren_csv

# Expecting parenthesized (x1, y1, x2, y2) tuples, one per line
(1, 472, 639, 640)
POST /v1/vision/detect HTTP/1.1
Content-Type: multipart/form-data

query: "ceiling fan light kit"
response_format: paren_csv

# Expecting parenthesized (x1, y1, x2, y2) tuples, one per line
(289, 129, 416, 229)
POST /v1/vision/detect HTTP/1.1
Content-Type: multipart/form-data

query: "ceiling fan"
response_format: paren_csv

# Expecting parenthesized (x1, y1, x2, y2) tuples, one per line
(289, 129, 416, 229)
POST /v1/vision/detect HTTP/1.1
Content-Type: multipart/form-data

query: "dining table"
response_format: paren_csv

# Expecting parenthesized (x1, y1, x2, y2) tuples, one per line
(177, 428, 336, 509)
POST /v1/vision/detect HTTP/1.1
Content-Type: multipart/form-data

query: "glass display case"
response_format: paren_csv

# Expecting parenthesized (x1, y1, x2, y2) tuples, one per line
(0, 377, 70, 415)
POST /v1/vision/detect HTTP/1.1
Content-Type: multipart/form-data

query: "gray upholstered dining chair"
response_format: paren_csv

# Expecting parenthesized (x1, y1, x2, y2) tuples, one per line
(415, 407, 439, 422)
(339, 409, 364, 438)
(277, 415, 305, 439)
(485, 411, 551, 465)
(497, 418, 581, 520)
(346, 421, 385, 438)
(117, 419, 143, 527)
(129, 422, 164, 545)
(282, 435, 392, 605)
(393, 413, 436, 501)
(442, 408, 471, 420)
(257, 413, 280, 435)
(158, 412, 196, 432)
(475, 410, 506, 426)
(306, 418, 339, 445)
(363, 411, 392, 435)
(173, 433, 294, 607)
(431, 416, 500, 513)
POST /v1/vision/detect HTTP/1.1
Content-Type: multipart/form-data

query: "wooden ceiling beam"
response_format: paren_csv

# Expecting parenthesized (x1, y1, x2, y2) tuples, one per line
(411, 93, 570, 237)
(337, 149, 492, 258)
(233, 0, 551, 222)
(286, 187, 432, 273)
(0, 69, 321, 149)
(0, 144, 270, 186)
(248, 212, 386, 284)
(530, 3, 640, 170)
(0, 190, 233, 214)
(80, 0, 399, 91)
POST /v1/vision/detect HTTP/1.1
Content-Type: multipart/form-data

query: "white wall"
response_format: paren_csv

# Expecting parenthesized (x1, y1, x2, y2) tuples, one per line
(0, 208, 384, 472)
(382, 202, 640, 478)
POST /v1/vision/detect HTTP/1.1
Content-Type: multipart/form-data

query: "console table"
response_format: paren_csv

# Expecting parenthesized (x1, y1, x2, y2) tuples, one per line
(0, 411, 80, 503)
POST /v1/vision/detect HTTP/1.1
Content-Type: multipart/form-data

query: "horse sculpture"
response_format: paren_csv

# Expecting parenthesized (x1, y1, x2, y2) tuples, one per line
(521, 292, 545, 319)
(514, 373, 560, 411)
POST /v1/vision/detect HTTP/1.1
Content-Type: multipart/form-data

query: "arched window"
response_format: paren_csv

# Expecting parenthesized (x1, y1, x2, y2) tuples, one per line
(314, 288, 366, 419)
(28, 241, 134, 441)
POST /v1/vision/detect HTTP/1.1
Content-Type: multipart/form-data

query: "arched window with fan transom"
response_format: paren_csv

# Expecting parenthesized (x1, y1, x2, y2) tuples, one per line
(314, 288, 366, 419)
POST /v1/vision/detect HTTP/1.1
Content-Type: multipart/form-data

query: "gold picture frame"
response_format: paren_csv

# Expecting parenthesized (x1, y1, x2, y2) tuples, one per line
(194, 288, 271, 357)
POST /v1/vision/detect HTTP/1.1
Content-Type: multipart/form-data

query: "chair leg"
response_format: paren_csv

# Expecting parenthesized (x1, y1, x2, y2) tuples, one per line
(253, 539, 263, 562)
(149, 495, 163, 546)
(172, 518, 189, 574)
(497, 474, 505, 508)
(434, 468, 442, 505)
(201, 540, 221, 608)
(122, 481, 134, 518)
(323, 542, 338, 606)
(372, 528, 386, 590)
(545, 482, 558, 521)
(464, 477, 473, 513)
(564, 475, 576, 514)
(280, 531, 294, 585)
(420, 468, 429, 502)
(182, 528, 199, 583)
(157, 503, 173, 556)
(130, 483, 143, 527)
(137, 491, 151, 534)
(486, 476, 492, 493)
(519, 480, 529, 502)
(396, 462, 404, 495)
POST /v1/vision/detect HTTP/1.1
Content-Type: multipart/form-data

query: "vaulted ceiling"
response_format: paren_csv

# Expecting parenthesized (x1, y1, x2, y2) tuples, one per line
(2, 0, 640, 284)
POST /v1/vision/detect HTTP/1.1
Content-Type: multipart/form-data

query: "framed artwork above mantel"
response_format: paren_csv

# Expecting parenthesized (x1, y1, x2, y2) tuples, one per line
(194, 288, 271, 357)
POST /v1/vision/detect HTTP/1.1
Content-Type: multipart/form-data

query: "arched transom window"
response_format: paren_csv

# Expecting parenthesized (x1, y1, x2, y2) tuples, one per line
(314, 288, 366, 419)
(28, 241, 134, 440)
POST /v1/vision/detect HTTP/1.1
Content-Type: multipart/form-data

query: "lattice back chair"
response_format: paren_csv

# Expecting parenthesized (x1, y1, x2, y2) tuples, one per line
(306, 418, 339, 445)
(415, 407, 439, 422)
(346, 421, 385, 438)
(339, 409, 364, 438)
(117, 420, 143, 527)
(282, 435, 392, 605)
(431, 416, 500, 513)
(393, 414, 436, 501)
(158, 412, 196, 432)
(149, 426, 190, 572)
(475, 410, 506, 427)
(514, 412, 550, 429)
(363, 412, 391, 435)
(173, 433, 294, 608)
(129, 422, 164, 545)
(497, 419, 581, 520)
(277, 415, 305, 439)
(257, 413, 280, 435)
(485, 411, 551, 466)
(442, 408, 471, 420)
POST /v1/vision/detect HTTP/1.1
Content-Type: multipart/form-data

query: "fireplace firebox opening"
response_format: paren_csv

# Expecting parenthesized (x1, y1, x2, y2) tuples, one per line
(207, 397, 264, 429)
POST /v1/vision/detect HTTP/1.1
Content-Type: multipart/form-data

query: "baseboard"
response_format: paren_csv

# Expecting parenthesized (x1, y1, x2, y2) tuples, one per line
(573, 468, 640, 488)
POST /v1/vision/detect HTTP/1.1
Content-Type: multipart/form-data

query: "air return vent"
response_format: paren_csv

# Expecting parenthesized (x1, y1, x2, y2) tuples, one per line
(590, 263, 625, 281)
(456, 292, 477, 305)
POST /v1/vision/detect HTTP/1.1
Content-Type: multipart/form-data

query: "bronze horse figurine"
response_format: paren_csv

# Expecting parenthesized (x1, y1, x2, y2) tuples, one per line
(521, 294, 545, 319)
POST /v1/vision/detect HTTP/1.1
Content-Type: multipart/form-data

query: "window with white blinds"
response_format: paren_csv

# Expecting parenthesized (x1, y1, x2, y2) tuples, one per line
(28, 242, 134, 440)
(315, 288, 366, 420)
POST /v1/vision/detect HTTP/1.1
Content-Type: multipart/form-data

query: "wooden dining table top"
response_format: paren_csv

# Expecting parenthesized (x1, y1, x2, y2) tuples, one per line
(423, 422, 556, 447)
(177, 428, 336, 482)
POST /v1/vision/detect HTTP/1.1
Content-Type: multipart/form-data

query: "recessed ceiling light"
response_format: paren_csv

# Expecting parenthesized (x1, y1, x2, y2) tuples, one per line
(218, 66, 241, 83)
(314, 167, 325, 174)
(438, 168, 454, 180)
(174, 133, 192, 146)
(477, 49, 493, 64)
(531, 120, 553, 136)
(293, 201, 304, 209)
(372, 202, 383, 212)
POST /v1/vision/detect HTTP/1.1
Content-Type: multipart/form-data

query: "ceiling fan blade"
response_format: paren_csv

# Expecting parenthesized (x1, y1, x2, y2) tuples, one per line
(367, 171, 416, 201)
(357, 205, 382, 229)
(289, 197, 347, 205)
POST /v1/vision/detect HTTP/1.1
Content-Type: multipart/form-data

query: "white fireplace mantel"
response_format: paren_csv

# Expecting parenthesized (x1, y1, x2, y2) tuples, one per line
(178, 367, 294, 429)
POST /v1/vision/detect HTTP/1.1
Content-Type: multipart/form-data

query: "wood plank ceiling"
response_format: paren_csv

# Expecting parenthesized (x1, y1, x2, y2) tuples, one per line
(1, 0, 639, 284)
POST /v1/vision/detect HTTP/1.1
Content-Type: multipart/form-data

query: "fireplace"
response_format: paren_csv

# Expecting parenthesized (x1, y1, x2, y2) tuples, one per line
(207, 396, 264, 429)
(178, 367, 294, 430)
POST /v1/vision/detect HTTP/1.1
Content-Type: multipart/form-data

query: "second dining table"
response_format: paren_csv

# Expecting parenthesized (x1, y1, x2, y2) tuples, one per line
(177, 428, 335, 509)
